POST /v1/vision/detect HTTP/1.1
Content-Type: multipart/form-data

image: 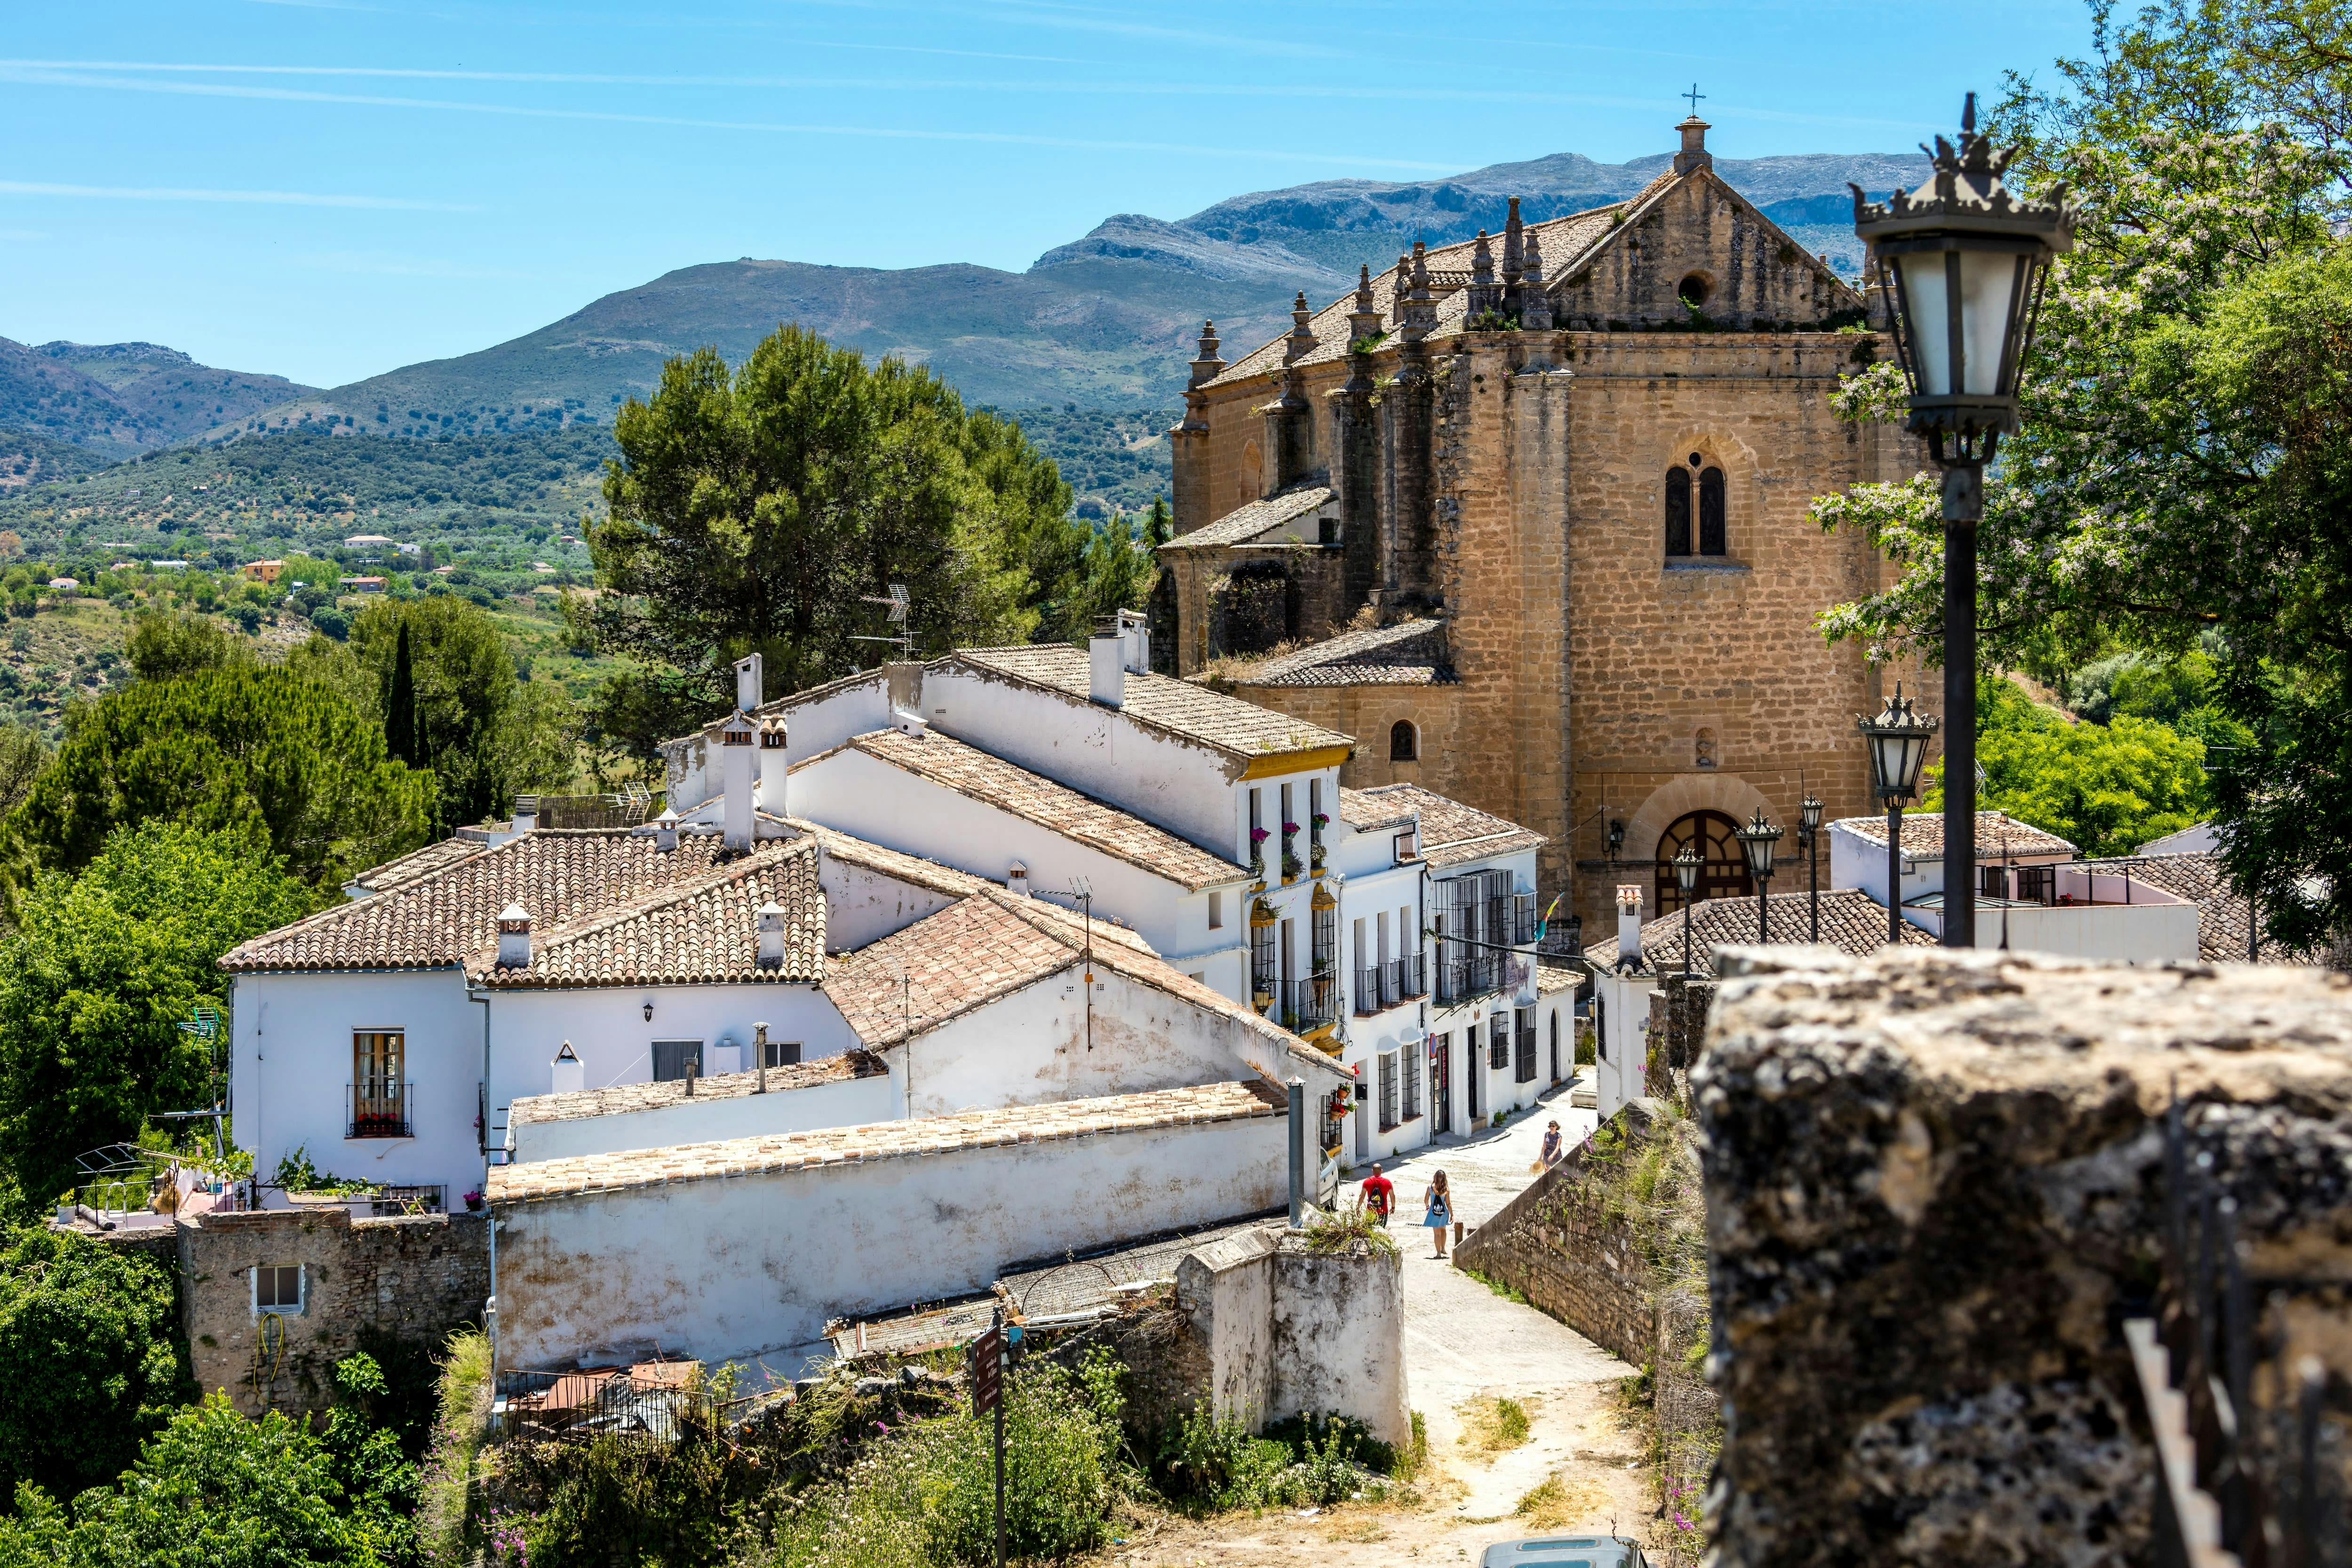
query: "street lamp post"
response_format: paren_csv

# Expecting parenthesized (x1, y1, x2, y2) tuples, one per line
(1799, 791, 1825, 943)
(1734, 809, 1783, 947)
(1857, 685, 1939, 946)
(1672, 844, 1702, 975)
(1852, 94, 2076, 948)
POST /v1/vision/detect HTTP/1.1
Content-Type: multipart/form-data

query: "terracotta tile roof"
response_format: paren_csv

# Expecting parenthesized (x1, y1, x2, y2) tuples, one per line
(1232, 619, 1453, 688)
(1207, 201, 1642, 388)
(1337, 787, 1416, 833)
(222, 829, 792, 976)
(1535, 961, 1581, 996)
(469, 838, 825, 988)
(487, 1080, 1283, 1204)
(1164, 484, 1334, 550)
(1836, 810, 2077, 859)
(1582, 887, 1939, 976)
(825, 892, 1079, 1048)
(948, 645, 1354, 761)
(2075, 852, 2325, 965)
(345, 835, 488, 893)
(507, 1051, 889, 1129)
(839, 727, 1247, 891)
(1351, 783, 1545, 869)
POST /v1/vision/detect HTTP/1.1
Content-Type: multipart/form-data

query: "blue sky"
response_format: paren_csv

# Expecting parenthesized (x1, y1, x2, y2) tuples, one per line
(0, 0, 2096, 389)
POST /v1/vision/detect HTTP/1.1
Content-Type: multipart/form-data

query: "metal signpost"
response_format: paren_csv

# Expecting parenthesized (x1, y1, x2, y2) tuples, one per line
(968, 1312, 1007, 1568)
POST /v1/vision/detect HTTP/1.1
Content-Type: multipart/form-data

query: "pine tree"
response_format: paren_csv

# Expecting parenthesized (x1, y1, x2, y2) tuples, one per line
(385, 621, 417, 766)
(1144, 493, 1172, 549)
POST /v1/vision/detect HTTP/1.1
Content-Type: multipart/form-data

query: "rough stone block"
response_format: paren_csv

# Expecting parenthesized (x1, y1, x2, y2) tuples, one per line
(1696, 948, 2352, 1568)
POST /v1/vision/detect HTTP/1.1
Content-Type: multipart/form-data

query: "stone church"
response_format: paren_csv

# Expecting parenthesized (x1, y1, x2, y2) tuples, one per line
(1159, 116, 1929, 939)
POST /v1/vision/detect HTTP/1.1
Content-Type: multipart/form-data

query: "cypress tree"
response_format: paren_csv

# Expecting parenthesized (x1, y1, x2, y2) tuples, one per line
(386, 620, 417, 766)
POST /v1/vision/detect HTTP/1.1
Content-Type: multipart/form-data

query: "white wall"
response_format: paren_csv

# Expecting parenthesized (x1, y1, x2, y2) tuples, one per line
(666, 672, 894, 811)
(792, 746, 1240, 970)
(508, 1071, 902, 1163)
(898, 964, 1339, 1120)
(1176, 1227, 1410, 1450)
(486, 985, 858, 1150)
(920, 663, 1246, 853)
(231, 969, 486, 1203)
(817, 856, 965, 953)
(1828, 818, 2069, 924)
(1592, 970, 1659, 1121)
(494, 1112, 1285, 1368)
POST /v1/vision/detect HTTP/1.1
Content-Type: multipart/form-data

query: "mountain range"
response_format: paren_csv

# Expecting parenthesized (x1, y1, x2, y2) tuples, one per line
(1, 143, 1926, 509)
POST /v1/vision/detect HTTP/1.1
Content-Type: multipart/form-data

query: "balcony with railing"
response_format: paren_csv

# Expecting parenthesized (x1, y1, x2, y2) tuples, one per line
(349, 1080, 413, 1139)
(1435, 950, 1502, 1006)
(1292, 972, 1339, 1031)
(1513, 892, 1537, 946)
(1394, 952, 1427, 999)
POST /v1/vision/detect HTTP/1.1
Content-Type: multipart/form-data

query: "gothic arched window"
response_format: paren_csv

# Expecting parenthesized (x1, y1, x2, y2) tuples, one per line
(1699, 466, 1726, 556)
(1390, 721, 1418, 762)
(1654, 809, 1753, 917)
(1664, 468, 1692, 556)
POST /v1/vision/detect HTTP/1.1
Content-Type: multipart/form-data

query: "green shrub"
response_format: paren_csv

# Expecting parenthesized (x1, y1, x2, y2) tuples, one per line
(0, 1224, 191, 1503)
(914, 1347, 1127, 1563)
(1147, 1408, 1291, 1512)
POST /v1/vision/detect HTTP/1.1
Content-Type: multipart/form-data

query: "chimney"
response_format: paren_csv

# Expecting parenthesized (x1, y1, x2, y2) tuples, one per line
(654, 806, 680, 853)
(1118, 607, 1150, 675)
(513, 793, 539, 834)
(1615, 884, 1645, 971)
(1674, 114, 1712, 175)
(1007, 860, 1030, 898)
(550, 1040, 583, 1094)
(756, 899, 787, 968)
(721, 710, 755, 851)
(734, 652, 763, 713)
(754, 1022, 769, 1093)
(498, 903, 532, 969)
(1089, 619, 1125, 708)
(757, 717, 788, 817)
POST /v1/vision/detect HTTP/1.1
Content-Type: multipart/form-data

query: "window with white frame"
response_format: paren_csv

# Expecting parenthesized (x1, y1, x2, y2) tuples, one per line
(254, 1263, 303, 1314)
(1209, 890, 1224, 930)
(1401, 1047, 1422, 1120)
(1377, 1051, 1399, 1130)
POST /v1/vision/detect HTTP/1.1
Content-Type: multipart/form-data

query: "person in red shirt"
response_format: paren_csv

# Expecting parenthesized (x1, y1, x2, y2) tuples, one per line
(1359, 1164, 1395, 1227)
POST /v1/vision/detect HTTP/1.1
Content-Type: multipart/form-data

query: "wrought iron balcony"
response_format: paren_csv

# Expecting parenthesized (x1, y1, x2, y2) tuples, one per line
(348, 1080, 413, 1140)
(1394, 952, 1428, 999)
(1293, 973, 1339, 1029)
(1354, 966, 1384, 1016)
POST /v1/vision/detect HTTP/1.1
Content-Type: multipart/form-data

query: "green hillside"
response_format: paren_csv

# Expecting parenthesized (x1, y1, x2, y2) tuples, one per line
(0, 426, 610, 557)
(0, 427, 115, 491)
(0, 337, 314, 452)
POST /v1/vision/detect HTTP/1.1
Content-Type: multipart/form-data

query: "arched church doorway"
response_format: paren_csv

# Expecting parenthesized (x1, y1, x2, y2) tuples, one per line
(1654, 809, 1752, 917)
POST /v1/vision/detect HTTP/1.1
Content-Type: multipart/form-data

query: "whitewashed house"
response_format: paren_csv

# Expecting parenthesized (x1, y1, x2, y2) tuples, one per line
(221, 810, 1343, 1207)
(664, 620, 1571, 1171)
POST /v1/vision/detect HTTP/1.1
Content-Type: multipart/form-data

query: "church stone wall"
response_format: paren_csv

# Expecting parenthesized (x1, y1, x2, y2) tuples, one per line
(1222, 682, 1463, 799)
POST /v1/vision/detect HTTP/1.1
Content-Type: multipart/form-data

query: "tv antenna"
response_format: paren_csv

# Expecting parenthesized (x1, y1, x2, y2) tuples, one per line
(852, 582, 914, 658)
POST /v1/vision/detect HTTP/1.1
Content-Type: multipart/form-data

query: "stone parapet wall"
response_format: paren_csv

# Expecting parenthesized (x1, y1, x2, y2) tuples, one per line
(179, 1204, 489, 1417)
(1698, 948, 2352, 1568)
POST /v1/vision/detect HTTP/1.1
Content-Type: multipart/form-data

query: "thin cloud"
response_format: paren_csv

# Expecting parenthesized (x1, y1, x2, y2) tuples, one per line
(0, 229, 51, 241)
(0, 58, 1600, 107)
(0, 65, 1467, 172)
(0, 178, 475, 210)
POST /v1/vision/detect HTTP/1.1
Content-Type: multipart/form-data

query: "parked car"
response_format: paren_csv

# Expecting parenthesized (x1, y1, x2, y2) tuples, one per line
(1480, 1538, 1650, 1568)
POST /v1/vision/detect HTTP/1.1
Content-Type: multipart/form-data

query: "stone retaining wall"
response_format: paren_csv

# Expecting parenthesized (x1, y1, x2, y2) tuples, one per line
(1454, 1099, 1662, 1367)
(179, 1204, 489, 1417)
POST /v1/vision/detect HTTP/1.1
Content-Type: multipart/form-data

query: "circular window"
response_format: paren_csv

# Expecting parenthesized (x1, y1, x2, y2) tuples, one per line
(1688, 451, 1703, 468)
(1677, 274, 1710, 308)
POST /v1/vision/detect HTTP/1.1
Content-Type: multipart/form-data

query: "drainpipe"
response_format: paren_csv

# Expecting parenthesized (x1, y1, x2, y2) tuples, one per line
(1287, 1076, 1306, 1228)
(468, 981, 495, 1388)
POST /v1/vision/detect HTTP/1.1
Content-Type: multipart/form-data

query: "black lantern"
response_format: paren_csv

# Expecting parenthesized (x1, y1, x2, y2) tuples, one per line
(1855, 94, 2075, 949)
(1798, 791, 1825, 944)
(1856, 685, 1940, 946)
(1607, 819, 1626, 861)
(1672, 843, 1703, 975)
(1734, 809, 1781, 946)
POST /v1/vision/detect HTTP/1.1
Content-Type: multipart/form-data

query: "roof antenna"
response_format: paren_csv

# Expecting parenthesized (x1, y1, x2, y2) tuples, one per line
(852, 582, 914, 659)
